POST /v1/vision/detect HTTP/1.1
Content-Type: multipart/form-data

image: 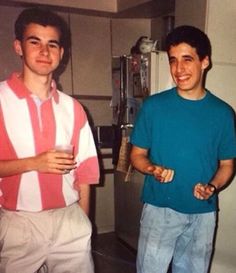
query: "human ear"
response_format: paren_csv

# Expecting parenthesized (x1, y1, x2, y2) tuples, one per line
(13, 40, 23, 57)
(60, 47, 64, 60)
(201, 56, 210, 70)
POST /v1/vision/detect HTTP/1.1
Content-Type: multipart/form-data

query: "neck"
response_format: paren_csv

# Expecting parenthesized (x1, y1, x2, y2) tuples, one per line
(177, 88, 206, 101)
(20, 73, 52, 100)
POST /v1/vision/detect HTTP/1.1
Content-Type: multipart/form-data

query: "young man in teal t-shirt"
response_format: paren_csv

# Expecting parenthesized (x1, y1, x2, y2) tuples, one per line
(130, 25, 236, 273)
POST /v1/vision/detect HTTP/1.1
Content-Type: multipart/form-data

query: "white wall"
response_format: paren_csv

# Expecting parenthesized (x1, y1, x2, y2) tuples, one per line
(206, 0, 236, 109)
(205, 1, 236, 272)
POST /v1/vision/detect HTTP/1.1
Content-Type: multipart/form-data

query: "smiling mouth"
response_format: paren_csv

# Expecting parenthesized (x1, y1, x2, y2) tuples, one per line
(36, 60, 51, 65)
(176, 75, 190, 83)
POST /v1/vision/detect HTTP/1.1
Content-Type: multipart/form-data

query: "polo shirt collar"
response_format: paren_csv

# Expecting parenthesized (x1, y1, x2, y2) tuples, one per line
(6, 72, 59, 103)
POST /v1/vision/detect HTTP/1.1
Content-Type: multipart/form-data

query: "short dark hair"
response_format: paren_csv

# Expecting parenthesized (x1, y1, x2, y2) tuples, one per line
(165, 25, 212, 61)
(15, 7, 69, 49)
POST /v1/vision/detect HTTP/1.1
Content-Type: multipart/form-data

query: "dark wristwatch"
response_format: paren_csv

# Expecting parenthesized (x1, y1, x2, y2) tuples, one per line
(207, 183, 217, 194)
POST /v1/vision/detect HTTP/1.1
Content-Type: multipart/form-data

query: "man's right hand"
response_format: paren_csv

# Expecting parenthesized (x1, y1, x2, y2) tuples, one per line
(147, 165, 174, 183)
(130, 145, 174, 183)
(34, 150, 77, 174)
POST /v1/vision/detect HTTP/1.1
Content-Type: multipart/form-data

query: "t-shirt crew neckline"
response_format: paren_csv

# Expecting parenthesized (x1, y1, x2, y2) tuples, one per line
(174, 88, 209, 104)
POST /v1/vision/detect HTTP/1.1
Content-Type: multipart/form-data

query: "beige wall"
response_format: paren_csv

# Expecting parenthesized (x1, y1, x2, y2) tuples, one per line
(12, 0, 151, 12)
(206, 0, 236, 64)
(12, 0, 118, 12)
(205, 1, 236, 272)
(111, 18, 151, 56)
(0, 6, 22, 81)
(175, 0, 207, 30)
(70, 14, 112, 96)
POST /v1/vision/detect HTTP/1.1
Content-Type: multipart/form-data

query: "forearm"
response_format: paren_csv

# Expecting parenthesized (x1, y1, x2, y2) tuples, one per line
(209, 159, 234, 190)
(0, 158, 35, 178)
(0, 150, 77, 178)
(78, 184, 91, 216)
(130, 153, 153, 174)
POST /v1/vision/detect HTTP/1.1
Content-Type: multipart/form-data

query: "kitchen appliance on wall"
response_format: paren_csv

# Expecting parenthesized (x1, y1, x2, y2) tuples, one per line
(112, 51, 174, 249)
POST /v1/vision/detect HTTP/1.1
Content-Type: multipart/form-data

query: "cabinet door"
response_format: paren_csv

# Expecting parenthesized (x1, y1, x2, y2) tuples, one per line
(70, 14, 112, 96)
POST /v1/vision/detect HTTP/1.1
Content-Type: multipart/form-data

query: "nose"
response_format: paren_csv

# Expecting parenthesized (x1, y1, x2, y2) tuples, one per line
(176, 61, 184, 73)
(40, 44, 49, 56)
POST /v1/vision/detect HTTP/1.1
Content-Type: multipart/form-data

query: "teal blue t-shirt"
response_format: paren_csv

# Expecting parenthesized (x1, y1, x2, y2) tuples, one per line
(130, 88, 236, 213)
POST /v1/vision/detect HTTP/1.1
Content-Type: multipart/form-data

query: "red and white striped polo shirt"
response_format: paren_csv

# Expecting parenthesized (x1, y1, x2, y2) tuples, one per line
(0, 73, 99, 211)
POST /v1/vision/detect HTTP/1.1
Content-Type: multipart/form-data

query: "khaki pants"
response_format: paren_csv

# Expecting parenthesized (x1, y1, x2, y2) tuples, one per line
(0, 203, 94, 273)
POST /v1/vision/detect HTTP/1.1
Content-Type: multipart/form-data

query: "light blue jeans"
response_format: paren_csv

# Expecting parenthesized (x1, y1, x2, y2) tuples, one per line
(137, 204, 216, 273)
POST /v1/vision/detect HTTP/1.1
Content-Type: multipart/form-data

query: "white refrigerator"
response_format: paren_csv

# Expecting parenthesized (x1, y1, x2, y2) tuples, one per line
(113, 51, 174, 250)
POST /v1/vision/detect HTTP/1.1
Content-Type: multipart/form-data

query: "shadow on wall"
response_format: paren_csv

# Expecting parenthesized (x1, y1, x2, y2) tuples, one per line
(53, 14, 71, 91)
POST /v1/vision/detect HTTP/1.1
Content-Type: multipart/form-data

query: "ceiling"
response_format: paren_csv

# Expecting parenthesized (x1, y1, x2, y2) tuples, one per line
(2, 0, 175, 18)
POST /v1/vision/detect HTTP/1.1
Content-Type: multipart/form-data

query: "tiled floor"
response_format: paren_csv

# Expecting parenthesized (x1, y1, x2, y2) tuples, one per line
(92, 232, 136, 273)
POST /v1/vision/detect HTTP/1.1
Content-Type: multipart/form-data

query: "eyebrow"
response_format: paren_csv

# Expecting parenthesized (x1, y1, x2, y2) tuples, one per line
(26, 35, 60, 46)
(169, 54, 194, 60)
(182, 54, 194, 59)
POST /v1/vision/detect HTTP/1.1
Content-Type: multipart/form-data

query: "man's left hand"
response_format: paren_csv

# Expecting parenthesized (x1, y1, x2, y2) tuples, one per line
(193, 183, 216, 200)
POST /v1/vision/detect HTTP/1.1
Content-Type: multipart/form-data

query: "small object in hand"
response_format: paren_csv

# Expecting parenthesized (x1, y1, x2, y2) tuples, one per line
(55, 144, 74, 155)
